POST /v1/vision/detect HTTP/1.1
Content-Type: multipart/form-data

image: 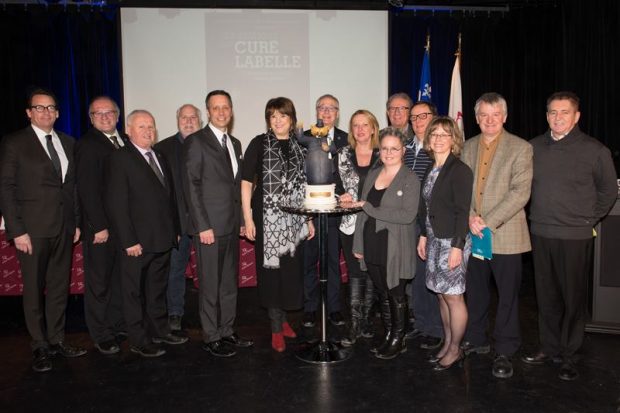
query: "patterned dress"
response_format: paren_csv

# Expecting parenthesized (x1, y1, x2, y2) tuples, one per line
(423, 166, 471, 295)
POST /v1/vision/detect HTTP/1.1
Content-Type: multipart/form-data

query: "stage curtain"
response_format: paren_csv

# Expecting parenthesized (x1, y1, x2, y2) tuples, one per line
(389, 0, 619, 170)
(0, 5, 121, 139)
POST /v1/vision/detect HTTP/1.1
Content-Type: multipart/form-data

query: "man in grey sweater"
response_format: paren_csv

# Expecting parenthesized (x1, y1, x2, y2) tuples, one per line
(523, 91, 617, 381)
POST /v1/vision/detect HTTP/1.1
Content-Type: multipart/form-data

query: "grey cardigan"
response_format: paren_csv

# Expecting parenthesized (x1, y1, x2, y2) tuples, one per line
(352, 164, 420, 289)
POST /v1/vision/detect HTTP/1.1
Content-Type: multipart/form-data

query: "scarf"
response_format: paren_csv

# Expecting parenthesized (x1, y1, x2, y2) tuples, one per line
(338, 145, 360, 235)
(262, 131, 309, 268)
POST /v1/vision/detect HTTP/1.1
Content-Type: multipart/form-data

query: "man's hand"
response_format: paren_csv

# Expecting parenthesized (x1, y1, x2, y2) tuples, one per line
(244, 220, 256, 241)
(126, 243, 143, 257)
(417, 236, 427, 260)
(307, 220, 315, 240)
(239, 226, 246, 237)
(14, 233, 33, 255)
(199, 229, 215, 245)
(93, 229, 109, 244)
(469, 215, 487, 238)
(73, 227, 81, 243)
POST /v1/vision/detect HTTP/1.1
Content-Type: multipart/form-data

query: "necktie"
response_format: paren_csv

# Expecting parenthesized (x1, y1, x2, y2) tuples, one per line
(145, 151, 165, 186)
(110, 135, 121, 149)
(221, 134, 233, 171)
(45, 134, 62, 177)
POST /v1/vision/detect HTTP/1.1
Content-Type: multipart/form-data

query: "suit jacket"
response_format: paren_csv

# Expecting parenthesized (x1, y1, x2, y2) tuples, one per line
(183, 126, 243, 237)
(418, 153, 473, 249)
(461, 131, 533, 254)
(76, 127, 128, 234)
(0, 126, 78, 240)
(104, 143, 179, 253)
(332, 127, 348, 150)
(353, 165, 419, 289)
(154, 133, 189, 234)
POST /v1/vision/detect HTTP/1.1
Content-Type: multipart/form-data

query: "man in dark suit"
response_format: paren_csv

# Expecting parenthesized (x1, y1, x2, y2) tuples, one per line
(302, 94, 348, 328)
(154, 103, 202, 332)
(184, 90, 252, 358)
(105, 110, 187, 358)
(76, 96, 127, 355)
(386, 92, 415, 141)
(0, 88, 86, 372)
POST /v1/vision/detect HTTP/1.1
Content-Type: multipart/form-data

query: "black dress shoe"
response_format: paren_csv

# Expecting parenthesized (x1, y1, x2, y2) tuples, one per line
(492, 354, 514, 379)
(202, 340, 237, 357)
(32, 348, 52, 373)
(420, 336, 444, 350)
(433, 351, 465, 371)
(460, 341, 490, 355)
(152, 333, 189, 345)
(302, 312, 316, 328)
(559, 361, 579, 381)
(521, 351, 562, 365)
(115, 332, 128, 344)
(95, 339, 121, 355)
(329, 312, 345, 326)
(221, 333, 253, 348)
(404, 328, 423, 340)
(49, 342, 87, 358)
(427, 352, 442, 364)
(130, 344, 166, 358)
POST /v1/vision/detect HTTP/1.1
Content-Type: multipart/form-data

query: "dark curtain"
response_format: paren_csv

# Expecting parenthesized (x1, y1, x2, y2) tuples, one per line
(389, 0, 620, 174)
(0, 5, 121, 139)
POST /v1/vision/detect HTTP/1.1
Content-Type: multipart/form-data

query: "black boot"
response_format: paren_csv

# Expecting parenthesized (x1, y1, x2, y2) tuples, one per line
(342, 277, 365, 347)
(370, 293, 391, 354)
(360, 276, 376, 339)
(376, 295, 407, 359)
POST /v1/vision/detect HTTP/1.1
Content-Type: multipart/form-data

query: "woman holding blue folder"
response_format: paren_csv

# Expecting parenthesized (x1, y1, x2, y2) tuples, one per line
(416, 116, 473, 371)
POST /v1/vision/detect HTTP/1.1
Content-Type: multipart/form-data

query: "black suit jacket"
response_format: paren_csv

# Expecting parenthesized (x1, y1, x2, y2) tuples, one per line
(418, 153, 473, 249)
(0, 126, 78, 239)
(104, 143, 179, 253)
(183, 126, 243, 237)
(76, 128, 128, 234)
(154, 133, 189, 234)
(333, 127, 348, 150)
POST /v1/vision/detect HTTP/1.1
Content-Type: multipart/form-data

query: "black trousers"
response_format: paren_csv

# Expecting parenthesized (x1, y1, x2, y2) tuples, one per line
(531, 234, 593, 360)
(366, 263, 407, 298)
(18, 229, 73, 350)
(120, 250, 171, 347)
(465, 253, 522, 356)
(82, 229, 125, 344)
(303, 217, 341, 313)
(340, 232, 364, 280)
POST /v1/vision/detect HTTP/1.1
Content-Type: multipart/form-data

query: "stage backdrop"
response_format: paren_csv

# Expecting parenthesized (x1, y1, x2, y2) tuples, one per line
(120, 8, 389, 147)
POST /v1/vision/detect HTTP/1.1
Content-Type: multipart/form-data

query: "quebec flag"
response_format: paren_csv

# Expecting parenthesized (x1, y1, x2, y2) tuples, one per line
(417, 47, 431, 102)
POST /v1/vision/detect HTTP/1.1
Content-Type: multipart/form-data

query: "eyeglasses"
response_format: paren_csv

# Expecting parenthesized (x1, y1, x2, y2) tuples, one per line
(30, 105, 57, 113)
(90, 110, 118, 118)
(380, 146, 403, 154)
(317, 105, 339, 113)
(410, 112, 432, 122)
(430, 133, 452, 140)
(387, 106, 410, 114)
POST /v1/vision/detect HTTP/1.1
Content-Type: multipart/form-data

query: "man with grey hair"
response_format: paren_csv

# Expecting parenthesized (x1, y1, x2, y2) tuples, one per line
(461, 92, 533, 379)
(105, 110, 187, 358)
(386, 92, 414, 140)
(303, 93, 349, 328)
(76, 95, 128, 355)
(154, 104, 202, 332)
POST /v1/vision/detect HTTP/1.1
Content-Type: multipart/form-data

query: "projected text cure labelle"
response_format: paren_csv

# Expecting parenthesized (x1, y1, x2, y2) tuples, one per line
(234, 40, 302, 69)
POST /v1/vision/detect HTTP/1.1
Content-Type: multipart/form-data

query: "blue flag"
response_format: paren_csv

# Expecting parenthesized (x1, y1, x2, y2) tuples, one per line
(417, 47, 431, 102)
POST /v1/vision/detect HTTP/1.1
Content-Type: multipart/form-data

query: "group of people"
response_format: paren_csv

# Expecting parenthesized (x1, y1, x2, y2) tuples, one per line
(0, 88, 616, 384)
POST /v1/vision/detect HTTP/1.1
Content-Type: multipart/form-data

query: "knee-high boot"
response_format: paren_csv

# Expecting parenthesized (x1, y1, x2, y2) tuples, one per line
(370, 292, 391, 354)
(376, 295, 407, 359)
(341, 277, 365, 347)
(360, 275, 376, 339)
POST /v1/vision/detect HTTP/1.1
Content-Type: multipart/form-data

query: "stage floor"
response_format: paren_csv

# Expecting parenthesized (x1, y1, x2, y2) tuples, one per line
(1, 256, 619, 413)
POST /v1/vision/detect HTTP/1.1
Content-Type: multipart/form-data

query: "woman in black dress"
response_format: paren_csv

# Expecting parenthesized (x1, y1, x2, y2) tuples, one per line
(336, 109, 380, 346)
(241, 97, 315, 352)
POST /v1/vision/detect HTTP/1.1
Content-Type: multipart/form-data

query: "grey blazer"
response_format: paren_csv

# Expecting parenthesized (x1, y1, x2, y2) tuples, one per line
(183, 126, 243, 237)
(353, 164, 420, 289)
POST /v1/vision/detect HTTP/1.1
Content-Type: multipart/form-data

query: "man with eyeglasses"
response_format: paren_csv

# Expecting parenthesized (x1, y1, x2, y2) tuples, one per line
(75, 96, 128, 355)
(386, 92, 414, 140)
(461, 92, 533, 379)
(403, 101, 443, 351)
(0, 88, 86, 372)
(154, 104, 202, 333)
(303, 94, 348, 329)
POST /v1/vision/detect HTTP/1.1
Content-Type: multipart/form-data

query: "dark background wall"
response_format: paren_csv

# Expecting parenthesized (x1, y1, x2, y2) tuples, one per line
(0, 0, 618, 175)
